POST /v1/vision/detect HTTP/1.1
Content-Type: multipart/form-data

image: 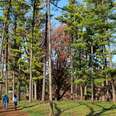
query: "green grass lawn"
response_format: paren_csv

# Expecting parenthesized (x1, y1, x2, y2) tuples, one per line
(19, 100, 116, 116)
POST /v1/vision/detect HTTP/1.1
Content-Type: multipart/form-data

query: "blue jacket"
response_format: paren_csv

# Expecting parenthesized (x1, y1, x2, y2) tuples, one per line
(2, 95, 9, 103)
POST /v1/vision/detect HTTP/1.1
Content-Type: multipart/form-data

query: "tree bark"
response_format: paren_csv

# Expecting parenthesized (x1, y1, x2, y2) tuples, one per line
(32, 80, 34, 100)
(34, 81, 37, 100)
(29, 0, 36, 103)
(84, 85, 87, 100)
(4, 0, 11, 95)
(0, 83, 2, 99)
(29, 46, 32, 102)
(18, 80, 21, 101)
(71, 76, 74, 99)
(102, 82, 105, 101)
(12, 71, 15, 97)
(106, 76, 110, 101)
(42, 57, 46, 101)
(90, 45, 94, 102)
(112, 80, 116, 102)
(80, 85, 83, 100)
(47, 0, 54, 115)
(48, 0, 52, 102)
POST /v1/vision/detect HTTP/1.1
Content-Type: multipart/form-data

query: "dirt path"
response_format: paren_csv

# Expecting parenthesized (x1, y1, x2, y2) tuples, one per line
(0, 103, 29, 116)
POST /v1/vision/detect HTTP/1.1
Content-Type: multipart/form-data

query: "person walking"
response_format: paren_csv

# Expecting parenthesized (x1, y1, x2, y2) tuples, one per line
(13, 94, 18, 110)
(2, 94, 9, 111)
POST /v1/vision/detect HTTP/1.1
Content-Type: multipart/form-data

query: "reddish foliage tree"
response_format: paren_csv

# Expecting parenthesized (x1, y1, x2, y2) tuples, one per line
(51, 24, 71, 100)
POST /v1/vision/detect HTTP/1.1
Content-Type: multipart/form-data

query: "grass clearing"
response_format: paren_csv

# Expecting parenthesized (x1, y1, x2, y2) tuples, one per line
(19, 100, 116, 116)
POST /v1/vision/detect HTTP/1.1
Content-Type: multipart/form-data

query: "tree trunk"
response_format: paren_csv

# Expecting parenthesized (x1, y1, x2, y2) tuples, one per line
(0, 47, 4, 97)
(42, 57, 46, 101)
(34, 81, 37, 100)
(80, 85, 83, 100)
(90, 45, 94, 102)
(102, 82, 105, 101)
(18, 80, 21, 101)
(84, 85, 87, 100)
(4, 1, 10, 95)
(91, 79, 94, 102)
(12, 71, 15, 97)
(32, 80, 34, 100)
(29, 0, 36, 103)
(105, 76, 110, 101)
(47, 0, 54, 115)
(112, 80, 116, 102)
(84, 85, 87, 95)
(18, 64, 21, 101)
(71, 76, 74, 99)
(5, 46, 8, 95)
(70, 48, 74, 99)
(29, 47, 32, 102)
(0, 84, 2, 99)
(76, 84, 78, 99)
(5, 50, 8, 95)
(48, 0, 52, 102)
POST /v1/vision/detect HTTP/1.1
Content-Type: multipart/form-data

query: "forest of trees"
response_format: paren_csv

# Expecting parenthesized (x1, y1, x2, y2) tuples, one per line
(0, 0, 116, 111)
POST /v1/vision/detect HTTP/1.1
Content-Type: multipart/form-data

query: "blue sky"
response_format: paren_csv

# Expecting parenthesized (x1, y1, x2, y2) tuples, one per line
(51, 0, 83, 26)
(0, 10, 3, 16)
(51, 0, 68, 27)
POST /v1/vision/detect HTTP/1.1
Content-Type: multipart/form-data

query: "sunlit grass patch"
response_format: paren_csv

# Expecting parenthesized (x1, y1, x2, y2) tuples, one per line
(19, 100, 116, 116)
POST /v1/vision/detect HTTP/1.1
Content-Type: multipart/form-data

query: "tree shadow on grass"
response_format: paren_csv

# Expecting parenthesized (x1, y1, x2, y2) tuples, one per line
(80, 102, 116, 116)
(78, 102, 94, 116)
(93, 104, 116, 116)
(54, 102, 81, 116)
(54, 103, 62, 116)
(20, 103, 38, 110)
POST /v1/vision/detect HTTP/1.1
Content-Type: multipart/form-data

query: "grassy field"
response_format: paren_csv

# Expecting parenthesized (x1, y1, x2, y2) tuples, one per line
(19, 100, 116, 116)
